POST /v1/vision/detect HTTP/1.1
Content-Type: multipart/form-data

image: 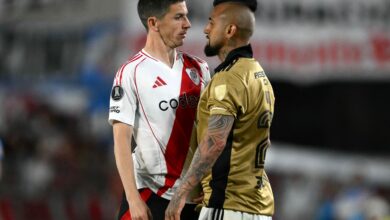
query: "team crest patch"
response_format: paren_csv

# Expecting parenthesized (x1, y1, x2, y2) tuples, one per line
(111, 86, 124, 101)
(186, 68, 200, 86)
(214, 84, 226, 101)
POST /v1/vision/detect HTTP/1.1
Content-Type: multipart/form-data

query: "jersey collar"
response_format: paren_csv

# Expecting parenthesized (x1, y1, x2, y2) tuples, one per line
(214, 44, 253, 73)
(141, 49, 178, 69)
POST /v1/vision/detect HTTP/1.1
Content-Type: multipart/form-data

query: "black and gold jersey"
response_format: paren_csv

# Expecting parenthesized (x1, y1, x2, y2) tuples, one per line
(196, 45, 275, 215)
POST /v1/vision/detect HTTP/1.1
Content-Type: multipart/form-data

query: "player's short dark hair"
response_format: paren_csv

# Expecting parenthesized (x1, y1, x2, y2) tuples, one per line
(137, 0, 185, 30)
(213, 0, 257, 12)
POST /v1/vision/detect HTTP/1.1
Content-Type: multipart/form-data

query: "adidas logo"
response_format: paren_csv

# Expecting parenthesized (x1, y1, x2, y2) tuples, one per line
(153, 76, 167, 88)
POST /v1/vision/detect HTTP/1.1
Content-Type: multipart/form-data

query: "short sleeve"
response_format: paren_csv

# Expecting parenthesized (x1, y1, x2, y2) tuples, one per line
(108, 65, 137, 126)
(207, 72, 247, 118)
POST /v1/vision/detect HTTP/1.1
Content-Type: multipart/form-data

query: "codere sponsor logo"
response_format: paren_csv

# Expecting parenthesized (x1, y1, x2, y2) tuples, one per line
(159, 93, 199, 111)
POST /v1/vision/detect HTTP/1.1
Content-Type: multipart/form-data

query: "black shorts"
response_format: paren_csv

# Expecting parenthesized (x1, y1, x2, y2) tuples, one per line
(118, 188, 199, 220)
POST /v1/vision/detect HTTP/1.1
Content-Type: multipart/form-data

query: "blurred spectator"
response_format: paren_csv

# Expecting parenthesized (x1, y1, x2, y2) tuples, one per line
(279, 172, 320, 220)
(332, 173, 390, 220)
(316, 179, 338, 220)
(19, 152, 54, 198)
(334, 174, 370, 220)
(363, 189, 390, 220)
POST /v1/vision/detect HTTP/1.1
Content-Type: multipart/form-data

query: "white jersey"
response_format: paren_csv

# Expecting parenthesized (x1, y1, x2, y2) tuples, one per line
(109, 49, 210, 200)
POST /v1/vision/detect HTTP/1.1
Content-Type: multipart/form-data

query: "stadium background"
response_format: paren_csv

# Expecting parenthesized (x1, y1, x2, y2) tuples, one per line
(0, 0, 389, 219)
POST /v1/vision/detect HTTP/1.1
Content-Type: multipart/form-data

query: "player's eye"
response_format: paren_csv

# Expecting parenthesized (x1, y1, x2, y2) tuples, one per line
(175, 14, 184, 20)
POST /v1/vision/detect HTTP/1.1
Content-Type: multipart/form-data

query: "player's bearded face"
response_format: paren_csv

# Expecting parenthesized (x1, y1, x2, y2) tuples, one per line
(204, 40, 223, 57)
(204, 8, 226, 57)
(204, 26, 224, 57)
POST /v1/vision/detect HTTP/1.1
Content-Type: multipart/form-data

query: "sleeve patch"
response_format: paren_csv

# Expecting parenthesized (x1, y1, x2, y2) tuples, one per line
(111, 86, 124, 101)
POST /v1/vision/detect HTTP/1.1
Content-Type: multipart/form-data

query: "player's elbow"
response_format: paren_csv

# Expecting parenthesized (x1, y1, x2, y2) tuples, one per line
(215, 140, 227, 153)
(209, 138, 227, 155)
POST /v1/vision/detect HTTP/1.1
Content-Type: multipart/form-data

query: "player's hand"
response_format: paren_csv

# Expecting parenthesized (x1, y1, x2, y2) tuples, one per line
(165, 193, 187, 220)
(192, 192, 204, 204)
(128, 198, 153, 220)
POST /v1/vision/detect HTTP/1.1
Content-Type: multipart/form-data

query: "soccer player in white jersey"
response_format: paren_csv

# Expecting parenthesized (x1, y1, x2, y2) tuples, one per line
(108, 0, 211, 219)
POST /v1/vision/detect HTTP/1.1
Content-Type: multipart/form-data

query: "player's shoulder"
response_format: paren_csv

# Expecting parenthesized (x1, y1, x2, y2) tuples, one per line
(119, 52, 150, 72)
(113, 51, 150, 84)
(214, 61, 246, 82)
(127, 51, 149, 66)
(235, 57, 262, 69)
(180, 51, 207, 65)
(180, 51, 210, 77)
(227, 58, 261, 75)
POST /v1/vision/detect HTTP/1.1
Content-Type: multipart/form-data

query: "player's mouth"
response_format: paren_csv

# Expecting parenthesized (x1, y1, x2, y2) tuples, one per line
(179, 32, 187, 38)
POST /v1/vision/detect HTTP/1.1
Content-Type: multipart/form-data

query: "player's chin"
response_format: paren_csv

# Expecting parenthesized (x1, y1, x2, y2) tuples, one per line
(175, 39, 185, 47)
(178, 34, 187, 41)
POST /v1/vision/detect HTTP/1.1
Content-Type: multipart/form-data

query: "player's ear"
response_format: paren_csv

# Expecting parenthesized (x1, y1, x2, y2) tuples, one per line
(226, 24, 237, 38)
(147, 17, 159, 32)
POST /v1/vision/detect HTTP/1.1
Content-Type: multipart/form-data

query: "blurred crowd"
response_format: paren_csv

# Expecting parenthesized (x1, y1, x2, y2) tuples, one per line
(0, 84, 122, 219)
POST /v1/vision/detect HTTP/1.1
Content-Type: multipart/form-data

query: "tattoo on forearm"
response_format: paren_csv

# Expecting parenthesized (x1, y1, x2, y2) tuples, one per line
(178, 115, 234, 194)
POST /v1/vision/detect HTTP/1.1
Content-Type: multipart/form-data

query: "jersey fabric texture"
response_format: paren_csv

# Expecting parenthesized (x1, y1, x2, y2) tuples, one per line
(108, 49, 210, 201)
(196, 45, 275, 215)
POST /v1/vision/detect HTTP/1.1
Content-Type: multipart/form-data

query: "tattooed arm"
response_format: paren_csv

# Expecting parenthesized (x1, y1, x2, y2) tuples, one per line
(165, 115, 235, 220)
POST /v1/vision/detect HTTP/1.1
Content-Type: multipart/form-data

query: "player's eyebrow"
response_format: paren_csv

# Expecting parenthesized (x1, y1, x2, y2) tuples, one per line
(174, 12, 188, 19)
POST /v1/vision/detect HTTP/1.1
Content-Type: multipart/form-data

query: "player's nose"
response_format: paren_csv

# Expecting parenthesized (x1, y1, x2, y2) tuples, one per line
(183, 16, 191, 29)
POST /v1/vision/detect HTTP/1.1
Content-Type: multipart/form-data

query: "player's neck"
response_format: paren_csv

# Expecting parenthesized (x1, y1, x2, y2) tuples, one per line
(144, 36, 176, 68)
(219, 39, 250, 61)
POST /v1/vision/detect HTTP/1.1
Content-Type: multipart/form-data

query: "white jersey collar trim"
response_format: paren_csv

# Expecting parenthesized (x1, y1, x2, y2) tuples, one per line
(141, 49, 179, 69)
